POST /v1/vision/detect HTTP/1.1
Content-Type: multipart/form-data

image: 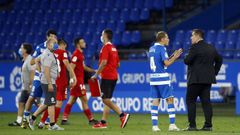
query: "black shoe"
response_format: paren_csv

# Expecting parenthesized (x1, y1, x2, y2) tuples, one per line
(200, 126, 212, 131)
(183, 126, 199, 131)
(89, 119, 99, 126)
(61, 120, 70, 125)
(8, 121, 21, 126)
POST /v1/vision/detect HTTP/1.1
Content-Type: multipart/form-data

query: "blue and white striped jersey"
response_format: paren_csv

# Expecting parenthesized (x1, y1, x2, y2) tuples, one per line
(148, 43, 171, 85)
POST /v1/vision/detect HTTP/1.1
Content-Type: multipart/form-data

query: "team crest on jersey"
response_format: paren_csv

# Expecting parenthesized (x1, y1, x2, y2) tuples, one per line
(72, 56, 77, 62)
(112, 48, 117, 51)
(63, 52, 68, 58)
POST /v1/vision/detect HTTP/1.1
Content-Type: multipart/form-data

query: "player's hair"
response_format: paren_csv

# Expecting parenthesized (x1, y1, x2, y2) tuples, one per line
(74, 37, 84, 47)
(22, 43, 33, 54)
(192, 29, 204, 38)
(46, 29, 57, 37)
(103, 29, 113, 41)
(58, 38, 67, 46)
(156, 31, 167, 42)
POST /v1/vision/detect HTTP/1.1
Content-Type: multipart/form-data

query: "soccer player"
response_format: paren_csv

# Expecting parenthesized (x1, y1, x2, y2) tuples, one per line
(61, 37, 98, 125)
(38, 39, 77, 127)
(22, 30, 57, 128)
(8, 43, 35, 126)
(148, 31, 182, 132)
(91, 29, 130, 129)
(28, 38, 64, 131)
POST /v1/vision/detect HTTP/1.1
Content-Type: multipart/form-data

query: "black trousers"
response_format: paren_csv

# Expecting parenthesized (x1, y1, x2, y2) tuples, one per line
(186, 83, 212, 128)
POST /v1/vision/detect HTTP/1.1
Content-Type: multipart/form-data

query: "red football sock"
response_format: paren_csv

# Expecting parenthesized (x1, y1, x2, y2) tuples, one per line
(62, 104, 72, 120)
(41, 110, 48, 123)
(55, 107, 61, 123)
(84, 109, 93, 121)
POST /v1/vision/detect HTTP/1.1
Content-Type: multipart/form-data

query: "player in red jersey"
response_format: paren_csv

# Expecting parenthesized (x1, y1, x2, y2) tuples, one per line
(38, 39, 76, 128)
(92, 29, 130, 129)
(61, 37, 98, 125)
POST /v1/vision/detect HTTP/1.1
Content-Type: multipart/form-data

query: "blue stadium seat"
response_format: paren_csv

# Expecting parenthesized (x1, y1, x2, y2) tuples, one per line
(11, 21, 21, 33)
(39, 0, 49, 9)
(140, 8, 150, 21)
(83, 32, 93, 45)
(68, 21, 78, 33)
(0, 10, 7, 21)
(25, 33, 35, 44)
(82, 8, 92, 21)
(154, 0, 173, 10)
(130, 8, 140, 22)
(7, 10, 17, 22)
(116, 20, 125, 32)
(16, 10, 25, 22)
(96, 20, 106, 33)
(225, 41, 235, 50)
(39, 21, 49, 33)
(2, 21, 12, 33)
(120, 8, 130, 22)
(131, 31, 141, 44)
(227, 30, 238, 43)
(222, 51, 233, 59)
(175, 30, 185, 43)
(86, 0, 96, 9)
(206, 30, 217, 44)
(49, 21, 59, 32)
(134, 0, 144, 9)
(16, 33, 26, 45)
(122, 31, 131, 46)
(183, 41, 191, 50)
(124, 0, 134, 9)
(128, 53, 137, 60)
(59, 0, 69, 9)
(96, 0, 105, 8)
(77, 20, 87, 34)
(115, 0, 124, 8)
(92, 31, 101, 45)
(215, 41, 225, 50)
(87, 20, 97, 33)
(106, 0, 115, 8)
(53, 9, 63, 21)
(144, 0, 154, 9)
(236, 42, 240, 49)
(67, 0, 80, 9)
(233, 52, 240, 59)
(31, 21, 40, 32)
(137, 52, 148, 59)
(25, 9, 35, 22)
(0, 33, 6, 47)
(110, 8, 120, 21)
(59, 21, 69, 34)
(64, 32, 74, 45)
(72, 9, 82, 21)
(106, 21, 116, 32)
(217, 30, 227, 43)
(31, 0, 41, 9)
(44, 9, 54, 21)
(171, 41, 182, 50)
(91, 8, 101, 21)
(113, 31, 122, 46)
(63, 9, 73, 21)
(50, 0, 58, 9)
(100, 8, 111, 21)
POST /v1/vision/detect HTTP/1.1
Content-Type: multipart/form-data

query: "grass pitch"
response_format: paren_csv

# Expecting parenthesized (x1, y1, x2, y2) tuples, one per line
(0, 109, 240, 135)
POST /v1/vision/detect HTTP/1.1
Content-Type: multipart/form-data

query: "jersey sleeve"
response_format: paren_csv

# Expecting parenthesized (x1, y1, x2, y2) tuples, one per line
(32, 46, 40, 58)
(27, 60, 36, 71)
(63, 51, 68, 60)
(71, 53, 78, 65)
(101, 46, 109, 60)
(159, 47, 168, 61)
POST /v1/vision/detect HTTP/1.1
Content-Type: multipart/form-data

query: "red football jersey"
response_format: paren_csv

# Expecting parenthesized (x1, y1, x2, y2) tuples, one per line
(54, 49, 68, 86)
(71, 49, 84, 83)
(99, 42, 119, 80)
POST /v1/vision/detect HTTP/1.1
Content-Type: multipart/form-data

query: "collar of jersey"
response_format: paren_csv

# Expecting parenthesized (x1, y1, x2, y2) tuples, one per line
(154, 42, 164, 46)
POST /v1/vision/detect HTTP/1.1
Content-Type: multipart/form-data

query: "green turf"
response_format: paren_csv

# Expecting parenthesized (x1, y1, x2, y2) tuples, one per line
(0, 112, 240, 135)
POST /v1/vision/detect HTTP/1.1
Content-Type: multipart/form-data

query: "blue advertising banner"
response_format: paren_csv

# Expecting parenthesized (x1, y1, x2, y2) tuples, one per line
(0, 61, 240, 114)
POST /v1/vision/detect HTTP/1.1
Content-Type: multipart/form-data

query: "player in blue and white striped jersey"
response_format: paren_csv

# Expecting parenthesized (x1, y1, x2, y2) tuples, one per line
(148, 31, 182, 132)
(22, 30, 57, 128)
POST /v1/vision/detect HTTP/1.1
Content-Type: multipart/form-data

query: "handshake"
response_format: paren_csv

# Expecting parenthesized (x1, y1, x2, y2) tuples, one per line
(169, 48, 183, 60)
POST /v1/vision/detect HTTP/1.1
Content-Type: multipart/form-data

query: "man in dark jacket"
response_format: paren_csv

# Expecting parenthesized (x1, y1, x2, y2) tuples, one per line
(184, 29, 222, 131)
